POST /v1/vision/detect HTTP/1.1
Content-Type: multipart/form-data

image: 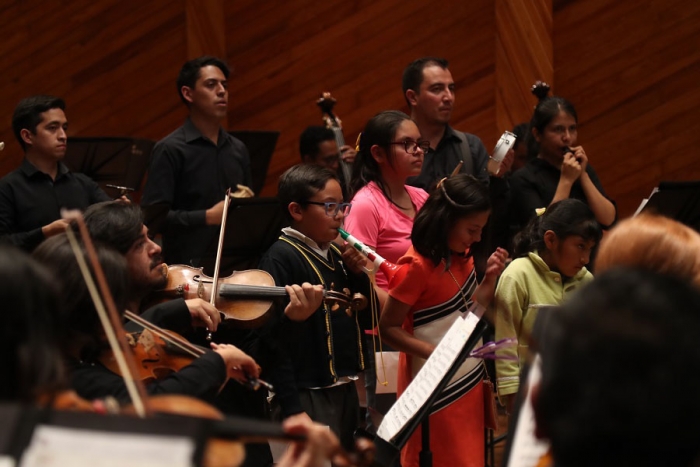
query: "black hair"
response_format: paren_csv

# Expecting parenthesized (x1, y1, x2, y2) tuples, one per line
(33, 234, 130, 362)
(176, 56, 230, 105)
(0, 245, 66, 402)
(12, 95, 66, 151)
(511, 122, 529, 151)
(411, 174, 490, 268)
(536, 267, 700, 467)
(299, 125, 336, 161)
(83, 201, 144, 255)
(513, 199, 601, 257)
(350, 110, 412, 204)
(526, 82, 578, 158)
(278, 164, 339, 221)
(401, 57, 449, 107)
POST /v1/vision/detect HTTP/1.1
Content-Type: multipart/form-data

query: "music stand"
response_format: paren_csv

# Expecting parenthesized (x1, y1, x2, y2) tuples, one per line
(63, 137, 155, 200)
(0, 403, 208, 465)
(230, 131, 279, 196)
(198, 197, 286, 276)
(374, 316, 490, 467)
(639, 181, 700, 231)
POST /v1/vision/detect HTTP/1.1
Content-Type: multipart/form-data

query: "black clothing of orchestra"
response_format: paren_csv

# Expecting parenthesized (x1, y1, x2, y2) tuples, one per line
(68, 351, 227, 404)
(131, 299, 275, 467)
(258, 234, 372, 419)
(406, 125, 491, 190)
(141, 118, 253, 266)
(0, 159, 110, 251)
(69, 298, 227, 403)
(508, 157, 617, 237)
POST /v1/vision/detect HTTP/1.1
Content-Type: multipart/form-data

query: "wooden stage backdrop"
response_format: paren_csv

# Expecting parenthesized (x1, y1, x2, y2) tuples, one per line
(0, 0, 698, 218)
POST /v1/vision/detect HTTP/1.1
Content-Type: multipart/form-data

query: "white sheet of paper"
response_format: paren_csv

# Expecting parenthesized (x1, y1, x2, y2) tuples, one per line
(506, 354, 550, 467)
(19, 425, 195, 467)
(376, 312, 479, 441)
(633, 186, 658, 217)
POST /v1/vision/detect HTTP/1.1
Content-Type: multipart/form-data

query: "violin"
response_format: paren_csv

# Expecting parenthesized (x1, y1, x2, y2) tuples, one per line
(146, 264, 368, 328)
(99, 327, 199, 384)
(98, 310, 273, 391)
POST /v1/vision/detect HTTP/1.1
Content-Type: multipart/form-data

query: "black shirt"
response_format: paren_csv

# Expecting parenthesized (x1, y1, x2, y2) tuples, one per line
(508, 157, 616, 236)
(407, 125, 511, 271)
(0, 158, 110, 251)
(407, 125, 490, 190)
(141, 118, 253, 266)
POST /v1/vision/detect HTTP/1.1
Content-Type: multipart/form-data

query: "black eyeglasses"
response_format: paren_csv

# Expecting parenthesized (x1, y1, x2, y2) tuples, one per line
(304, 201, 352, 217)
(388, 140, 430, 154)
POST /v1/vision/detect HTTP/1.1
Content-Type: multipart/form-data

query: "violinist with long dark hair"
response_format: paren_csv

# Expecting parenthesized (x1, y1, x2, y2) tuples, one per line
(32, 234, 259, 404)
(82, 201, 222, 334)
(80, 200, 325, 467)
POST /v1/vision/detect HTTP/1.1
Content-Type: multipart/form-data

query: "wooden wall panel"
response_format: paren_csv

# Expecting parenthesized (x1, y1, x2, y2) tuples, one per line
(553, 0, 700, 218)
(1, 0, 697, 219)
(226, 0, 499, 196)
(0, 0, 188, 175)
(495, 0, 553, 132)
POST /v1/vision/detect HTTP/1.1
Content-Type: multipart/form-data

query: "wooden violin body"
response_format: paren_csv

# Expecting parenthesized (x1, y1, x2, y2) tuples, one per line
(148, 264, 276, 328)
(99, 328, 200, 384)
(147, 264, 367, 328)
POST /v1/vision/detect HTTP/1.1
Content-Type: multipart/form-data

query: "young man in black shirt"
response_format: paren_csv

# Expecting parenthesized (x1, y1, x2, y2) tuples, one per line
(0, 95, 110, 251)
(141, 56, 253, 266)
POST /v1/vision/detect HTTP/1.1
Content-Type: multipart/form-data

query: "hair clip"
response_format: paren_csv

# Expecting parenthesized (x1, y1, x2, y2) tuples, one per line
(531, 81, 551, 101)
(535, 207, 547, 217)
(354, 132, 363, 152)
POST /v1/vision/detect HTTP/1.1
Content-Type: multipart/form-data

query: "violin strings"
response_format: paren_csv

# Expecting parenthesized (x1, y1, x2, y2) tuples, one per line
(124, 311, 203, 358)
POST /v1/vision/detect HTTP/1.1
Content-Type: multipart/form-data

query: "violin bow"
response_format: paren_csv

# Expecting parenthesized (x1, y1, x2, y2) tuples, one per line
(62, 210, 151, 417)
(206, 188, 235, 340)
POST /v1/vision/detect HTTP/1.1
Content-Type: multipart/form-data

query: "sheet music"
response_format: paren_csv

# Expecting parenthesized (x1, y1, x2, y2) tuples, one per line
(633, 186, 658, 217)
(19, 425, 195, 467)
(376, 312, 480, 441)
(506, 354, 550, 467)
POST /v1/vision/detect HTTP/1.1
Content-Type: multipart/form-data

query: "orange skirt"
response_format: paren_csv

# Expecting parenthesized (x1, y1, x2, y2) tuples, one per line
(400, 380, 485, 467)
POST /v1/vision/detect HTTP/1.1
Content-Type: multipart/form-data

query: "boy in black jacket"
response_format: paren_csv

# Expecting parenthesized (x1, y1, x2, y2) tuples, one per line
(259, 164, 372, 450)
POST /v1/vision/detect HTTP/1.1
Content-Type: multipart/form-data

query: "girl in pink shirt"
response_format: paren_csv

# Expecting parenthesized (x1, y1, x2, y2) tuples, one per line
(344, 110, 429, 297)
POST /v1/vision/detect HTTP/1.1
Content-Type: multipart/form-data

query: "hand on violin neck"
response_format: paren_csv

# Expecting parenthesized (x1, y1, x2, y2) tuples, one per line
(205, 200, 226, 225)
(185, 298, 221, 332)
(340, 245, 369, 276)
(210, 342, 260, 382)
(284, 283, 324, 322)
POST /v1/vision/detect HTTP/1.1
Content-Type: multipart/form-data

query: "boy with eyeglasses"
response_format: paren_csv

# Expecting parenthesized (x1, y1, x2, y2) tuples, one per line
(258, 163, 373, 451)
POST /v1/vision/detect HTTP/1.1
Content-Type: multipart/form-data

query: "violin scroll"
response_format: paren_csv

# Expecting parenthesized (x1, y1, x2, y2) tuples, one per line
(323, 286, 367, 316)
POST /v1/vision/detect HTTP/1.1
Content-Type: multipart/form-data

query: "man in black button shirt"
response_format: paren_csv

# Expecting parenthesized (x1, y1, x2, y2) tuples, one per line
(141, 56, 253, 267)
(0, 95, 110, 251)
